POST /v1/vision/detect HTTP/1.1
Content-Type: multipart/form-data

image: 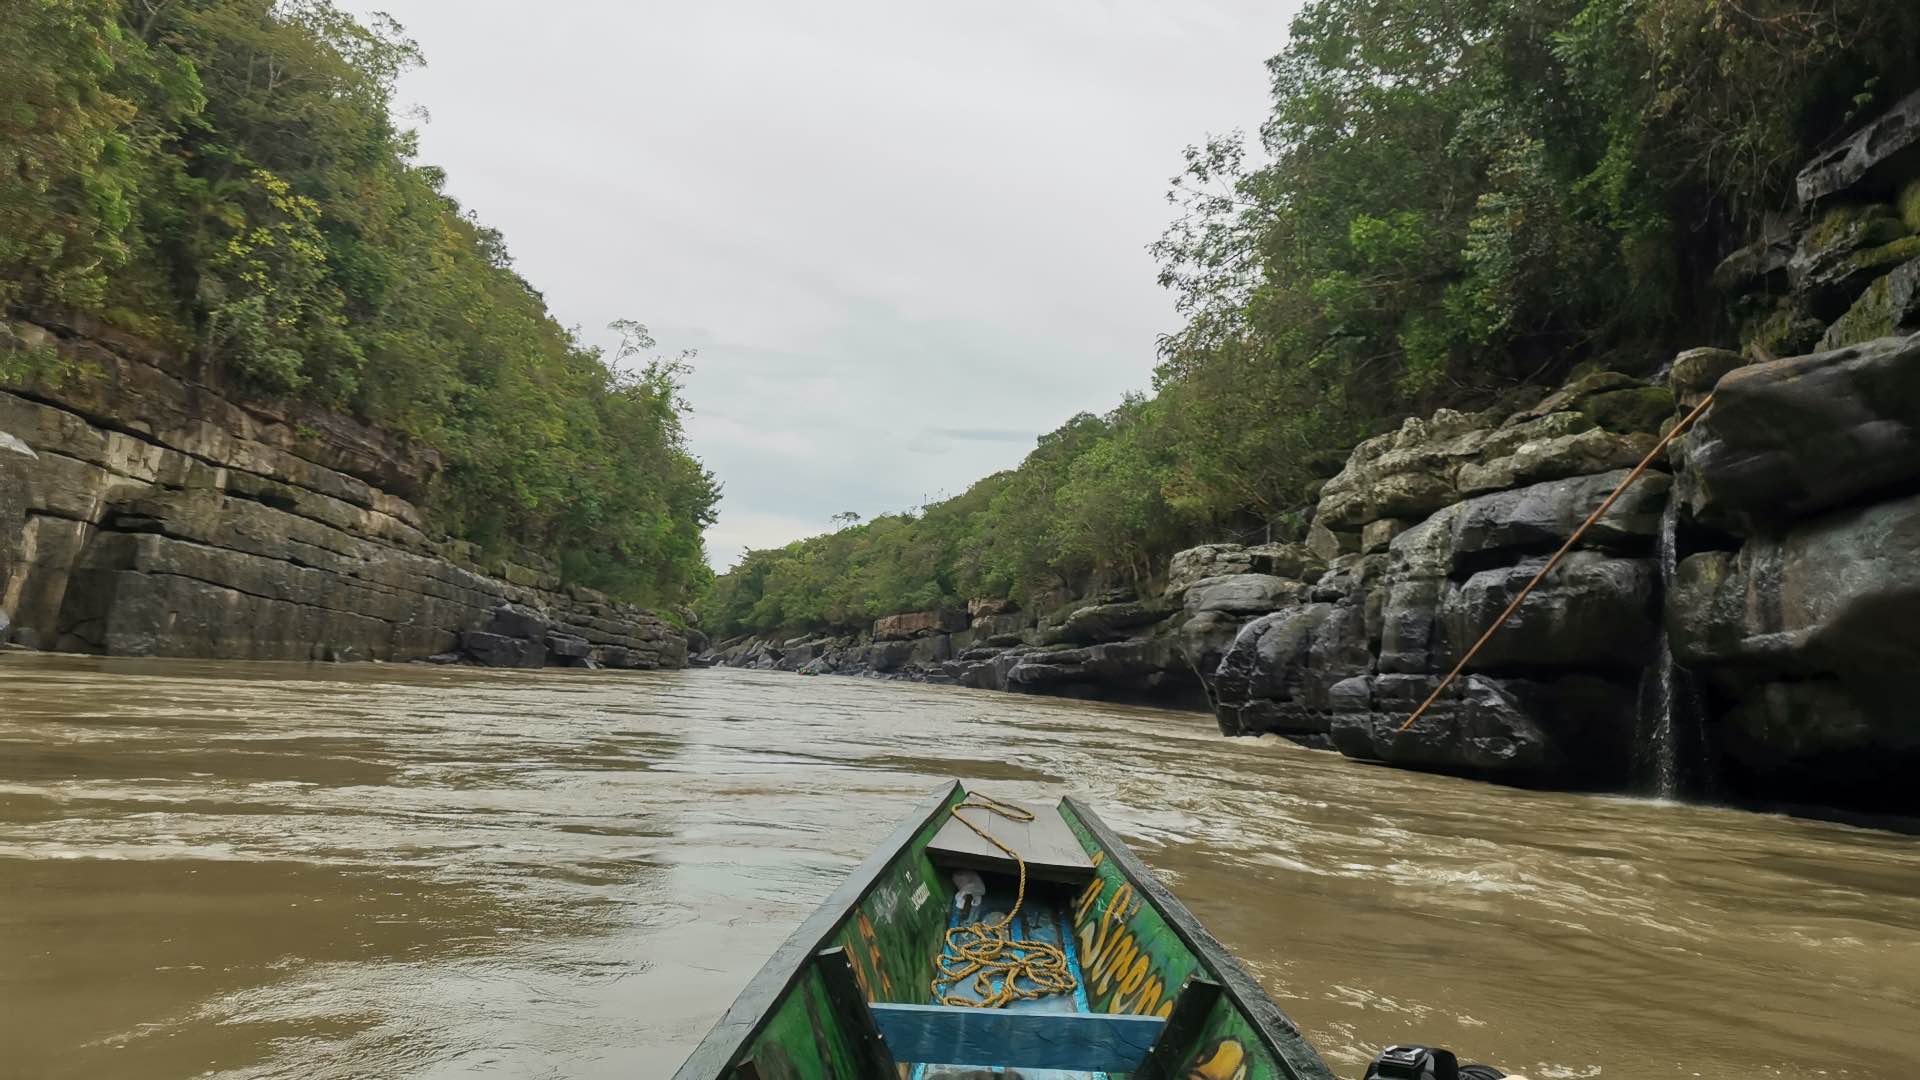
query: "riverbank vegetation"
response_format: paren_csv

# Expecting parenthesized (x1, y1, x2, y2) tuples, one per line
(702, 0, 1920, 639)
(1, 0, 717, 604)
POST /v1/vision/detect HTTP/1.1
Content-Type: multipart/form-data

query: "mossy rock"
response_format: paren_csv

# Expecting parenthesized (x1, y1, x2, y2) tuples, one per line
(1901, 179, 1920, 234)
(1802, 203, 1908, 255)
(1668, 347, 1746, 398)
(1789, 204, 1913, 320)
(1579, 386, 1675, 434)
(1740, 303, 1827, 358)
(1846, 233, 1920, 278)
(1818, 258, 1920, 350)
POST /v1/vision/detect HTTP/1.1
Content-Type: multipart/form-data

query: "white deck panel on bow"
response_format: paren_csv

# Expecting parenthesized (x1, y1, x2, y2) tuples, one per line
(925, 800, 1095, 885)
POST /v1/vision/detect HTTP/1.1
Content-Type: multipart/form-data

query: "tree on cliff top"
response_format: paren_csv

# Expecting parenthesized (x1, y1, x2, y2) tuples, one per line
(0, 0, 718, 606)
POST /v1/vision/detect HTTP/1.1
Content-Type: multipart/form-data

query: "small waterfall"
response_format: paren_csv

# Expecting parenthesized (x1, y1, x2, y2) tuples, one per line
(1635, 497, 1702, 799)
(1638, 629, 1682, 798)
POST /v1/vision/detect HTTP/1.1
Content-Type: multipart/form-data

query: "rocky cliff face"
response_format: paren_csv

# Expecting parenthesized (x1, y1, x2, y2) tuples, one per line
(0, 316, 685, 669)
(711, 326, 1918, 811)
(1212, 382, 1675, 791)
(706, 96, 1920, 814)
(1665, 335, 1920, 809)
(1219, 95, 1920, 812)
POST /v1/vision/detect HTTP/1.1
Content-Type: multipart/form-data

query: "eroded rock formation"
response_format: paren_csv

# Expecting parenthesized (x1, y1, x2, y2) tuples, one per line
(0, 316, 685, 669)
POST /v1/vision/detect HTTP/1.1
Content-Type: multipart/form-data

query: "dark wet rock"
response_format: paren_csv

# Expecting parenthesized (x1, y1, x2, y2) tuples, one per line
(1795, 89, 1920, 207)
(1442, 553, 1657, 674)
(1389, 470, 1669, 580)
(908, 634, 953, 666)
(1004, 636, 1194, 703)
(1175, 610, 1254, 676)
(461, 630, 547, 668)
(546, 633, 591, 660)
(489, 603, 550, 641)
(866, 639, 917, 673)
(1713, 678, 1919, 811)
(1211, 602, 1371, 737)
(424, 651, 463, 665)
(1679, 334, 1920, 532)
(1667, 492, 1920, 807)
(1669, 492, 1920, 677)
(1376, 577, 1446, 675)
(1328, 672, 1636, 786)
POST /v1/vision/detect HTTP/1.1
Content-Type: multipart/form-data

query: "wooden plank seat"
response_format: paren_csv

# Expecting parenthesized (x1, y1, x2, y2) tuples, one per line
(924, 800, 1095, 885)
(869, 1003, 1165, 1073)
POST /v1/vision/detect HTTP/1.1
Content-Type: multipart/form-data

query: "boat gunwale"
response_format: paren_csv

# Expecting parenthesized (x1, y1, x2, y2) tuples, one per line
(670, 779, 963, 1080)
(673, 784, 1340, 1080)
(1060, 795, 1338, 1080)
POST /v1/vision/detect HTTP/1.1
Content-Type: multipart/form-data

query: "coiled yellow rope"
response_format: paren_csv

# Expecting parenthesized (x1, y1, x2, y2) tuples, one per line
(929, 794, 1079, 1008)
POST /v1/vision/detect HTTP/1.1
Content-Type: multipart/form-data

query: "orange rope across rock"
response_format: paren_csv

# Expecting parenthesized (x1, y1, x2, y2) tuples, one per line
(1396, 392, 1717, 735)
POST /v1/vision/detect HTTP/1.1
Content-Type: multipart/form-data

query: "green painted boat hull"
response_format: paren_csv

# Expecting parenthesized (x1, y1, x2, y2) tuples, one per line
(672, 782, 1336, 1080)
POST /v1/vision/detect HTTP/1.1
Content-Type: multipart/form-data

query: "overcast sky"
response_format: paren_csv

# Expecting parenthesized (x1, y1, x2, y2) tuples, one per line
(342, 1, 1302, 568)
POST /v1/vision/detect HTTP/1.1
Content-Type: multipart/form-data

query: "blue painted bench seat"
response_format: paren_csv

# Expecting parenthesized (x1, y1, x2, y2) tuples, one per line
(871, 1002, 1165, 1072)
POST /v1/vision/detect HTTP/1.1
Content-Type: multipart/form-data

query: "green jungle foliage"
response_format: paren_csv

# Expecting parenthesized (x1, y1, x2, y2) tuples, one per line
(0, 0, 717, 605)
(702, 0, 1920, 640)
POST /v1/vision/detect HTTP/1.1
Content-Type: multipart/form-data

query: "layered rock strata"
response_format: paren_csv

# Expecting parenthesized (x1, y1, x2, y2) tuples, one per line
(0, 317, 684, 668)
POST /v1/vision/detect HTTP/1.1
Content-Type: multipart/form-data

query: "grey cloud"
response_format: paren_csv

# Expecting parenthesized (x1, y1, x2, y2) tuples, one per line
(929, 427, 1035, 443)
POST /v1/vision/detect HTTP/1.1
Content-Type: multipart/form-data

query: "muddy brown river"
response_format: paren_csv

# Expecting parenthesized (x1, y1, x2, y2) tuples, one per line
(2, 655, 1916, 1079)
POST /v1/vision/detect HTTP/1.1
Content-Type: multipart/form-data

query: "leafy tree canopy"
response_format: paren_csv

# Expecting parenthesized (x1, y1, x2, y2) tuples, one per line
(1, 0, 718, 605)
